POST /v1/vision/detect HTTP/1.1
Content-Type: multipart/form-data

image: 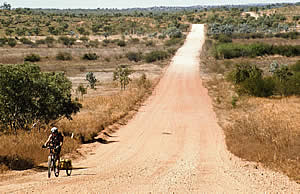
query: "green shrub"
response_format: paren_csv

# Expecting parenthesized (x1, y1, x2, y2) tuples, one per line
(20, 37, 33, 45)
(167, 48, 177, 55)
(145, 40, 155, 47)
(24, 54, 41, 62)
(284, 72, 300, 95)
(145, 50, 169, 63)
(7, 38, 17, 47)
(102, 39, 109, 47)
(291, 61, 300, 72)
(214, 34, 232, 43)
(35, 39, 46, 45)
(56, 52, 72, 61)
(0, 37, 7, 47)
(45, 36, 55, 47)
(129, 38, 140, 43)
(79, 36, 89, 42)
(82, 53, 98, 60)
(213, 43, 299, 59)
(58, 36, 76, 47)
(117, 40, 126, 47)
(228, 63, 263, 84)
(158, 34, 167, 39)
(126, 51, 143, 62)
(239, 76, 275, 97)
(88, 39, 99, 48)
(164, 38, 183, 47)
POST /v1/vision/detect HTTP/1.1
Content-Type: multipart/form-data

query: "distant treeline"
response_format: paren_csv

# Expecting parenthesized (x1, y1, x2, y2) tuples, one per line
(8, 2, 299, 15)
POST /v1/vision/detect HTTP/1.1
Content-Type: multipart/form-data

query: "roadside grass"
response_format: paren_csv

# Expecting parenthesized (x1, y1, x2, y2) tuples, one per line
(0, 75, 155, 172)
(224, 97, 300, 182)
(0, 130, 80, 172)
(58, 78, 154, 143)
(201, 37, 300, 182)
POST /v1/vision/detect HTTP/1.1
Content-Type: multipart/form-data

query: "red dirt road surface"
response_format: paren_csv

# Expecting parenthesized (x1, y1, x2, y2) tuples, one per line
(1, 24, 300, 193)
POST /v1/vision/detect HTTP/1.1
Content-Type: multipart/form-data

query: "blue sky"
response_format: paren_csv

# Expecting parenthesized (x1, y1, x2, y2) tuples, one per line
(5, 0, 299, 9)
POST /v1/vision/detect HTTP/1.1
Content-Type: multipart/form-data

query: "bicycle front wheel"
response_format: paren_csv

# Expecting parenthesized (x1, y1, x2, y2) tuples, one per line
(47, 156, 52, 178)
(54, 160, 60, 177)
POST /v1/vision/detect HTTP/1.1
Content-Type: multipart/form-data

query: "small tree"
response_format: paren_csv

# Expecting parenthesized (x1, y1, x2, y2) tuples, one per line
(76, 84, 87, 100)
(86, 72, 97, 89)
(113, 65, 132, 90)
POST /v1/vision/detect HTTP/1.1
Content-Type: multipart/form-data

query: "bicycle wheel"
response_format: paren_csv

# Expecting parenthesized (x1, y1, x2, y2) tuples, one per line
(66, 166, 72, 176)
(54, 160, 60, 177)
(47, 156, 52, 178)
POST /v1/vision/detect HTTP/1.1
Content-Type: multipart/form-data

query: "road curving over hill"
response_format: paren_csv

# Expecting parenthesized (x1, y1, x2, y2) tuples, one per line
(1, 24, 300, 193)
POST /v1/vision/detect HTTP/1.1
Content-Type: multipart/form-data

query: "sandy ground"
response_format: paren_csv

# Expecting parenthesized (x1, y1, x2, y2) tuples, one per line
(1, 24, 300, 193)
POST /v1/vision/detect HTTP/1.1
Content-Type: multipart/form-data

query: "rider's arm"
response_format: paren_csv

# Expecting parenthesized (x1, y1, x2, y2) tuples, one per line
(44, 134, 52, 146)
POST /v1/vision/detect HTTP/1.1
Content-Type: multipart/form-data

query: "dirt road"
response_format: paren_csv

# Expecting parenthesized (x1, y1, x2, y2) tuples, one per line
(1, 24, 300, 193)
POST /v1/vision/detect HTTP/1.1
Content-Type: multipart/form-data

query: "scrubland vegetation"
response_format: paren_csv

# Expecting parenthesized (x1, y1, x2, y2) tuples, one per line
(201, 3, 300, 182)
(0, 3, 186, 172)
(1, 1, 300, 183)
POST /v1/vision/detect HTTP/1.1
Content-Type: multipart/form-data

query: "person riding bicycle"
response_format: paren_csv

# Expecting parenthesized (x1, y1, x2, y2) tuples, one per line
(42, 127, 64, 162)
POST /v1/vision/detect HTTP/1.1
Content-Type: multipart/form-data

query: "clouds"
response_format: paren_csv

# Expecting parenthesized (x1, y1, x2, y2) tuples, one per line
(6, 0, 299, 9)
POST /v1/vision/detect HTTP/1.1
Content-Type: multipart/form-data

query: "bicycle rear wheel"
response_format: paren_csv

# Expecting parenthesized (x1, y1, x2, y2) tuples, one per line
(66, 166, 72, 176)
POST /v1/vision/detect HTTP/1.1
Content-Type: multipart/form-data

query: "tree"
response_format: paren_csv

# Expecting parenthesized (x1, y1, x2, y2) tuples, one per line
(76, 84, 87, 100)
(0, 2, 11, 10)
(0, 63, 81, 131)
(86, 72, 97, 89)
(113, 65, 132, 90)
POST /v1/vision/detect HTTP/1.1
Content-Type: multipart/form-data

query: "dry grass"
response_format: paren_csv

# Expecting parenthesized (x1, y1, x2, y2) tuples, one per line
(0, 130, 80, 172)
(58, 78, 154, 143)
(201, 36, 300, 182)
(224, 97, 300, 181)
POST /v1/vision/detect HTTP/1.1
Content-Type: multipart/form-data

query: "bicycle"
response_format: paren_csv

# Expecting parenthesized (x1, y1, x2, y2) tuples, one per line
(42, 145, 60, 178)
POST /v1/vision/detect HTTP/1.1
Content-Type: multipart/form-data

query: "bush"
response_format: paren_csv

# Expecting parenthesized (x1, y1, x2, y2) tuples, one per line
(291, 61, 300, 72)
(215, 42, 300, 59)
(88, 39, 99, 48)
(35, 39, 46, 45)
(213, 34, 232, 43)
(239, 76, 275, 97)
(284, 72, 300, 95)
(24, 54, 41, 62)
(56, 52, 72, 61)
(79, 36, 89, 42)
(273, 72, 300, 96)
(164, 38, 183, 47)
(145, 50, 169, 63)
(7, 38, 17, 47)
(20, 37, 33, 45)
(129, 38, 140, 43)
(167, 48, 177, 55)
(126, 51, 143, 62)
(117, 40, 126, 47)
(145, 40, 155, 47)
(58, 36, 76, 47)
(82, 53, 98, 60)
(45, 36, 55, 47)
(0, 37, 7, 46)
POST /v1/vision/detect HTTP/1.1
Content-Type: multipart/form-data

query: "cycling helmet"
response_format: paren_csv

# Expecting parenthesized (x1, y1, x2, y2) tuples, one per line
(51, 127, 58, 133)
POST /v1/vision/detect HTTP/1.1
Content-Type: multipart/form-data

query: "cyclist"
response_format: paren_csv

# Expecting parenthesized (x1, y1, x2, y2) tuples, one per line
(42, 127, 64, 163)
